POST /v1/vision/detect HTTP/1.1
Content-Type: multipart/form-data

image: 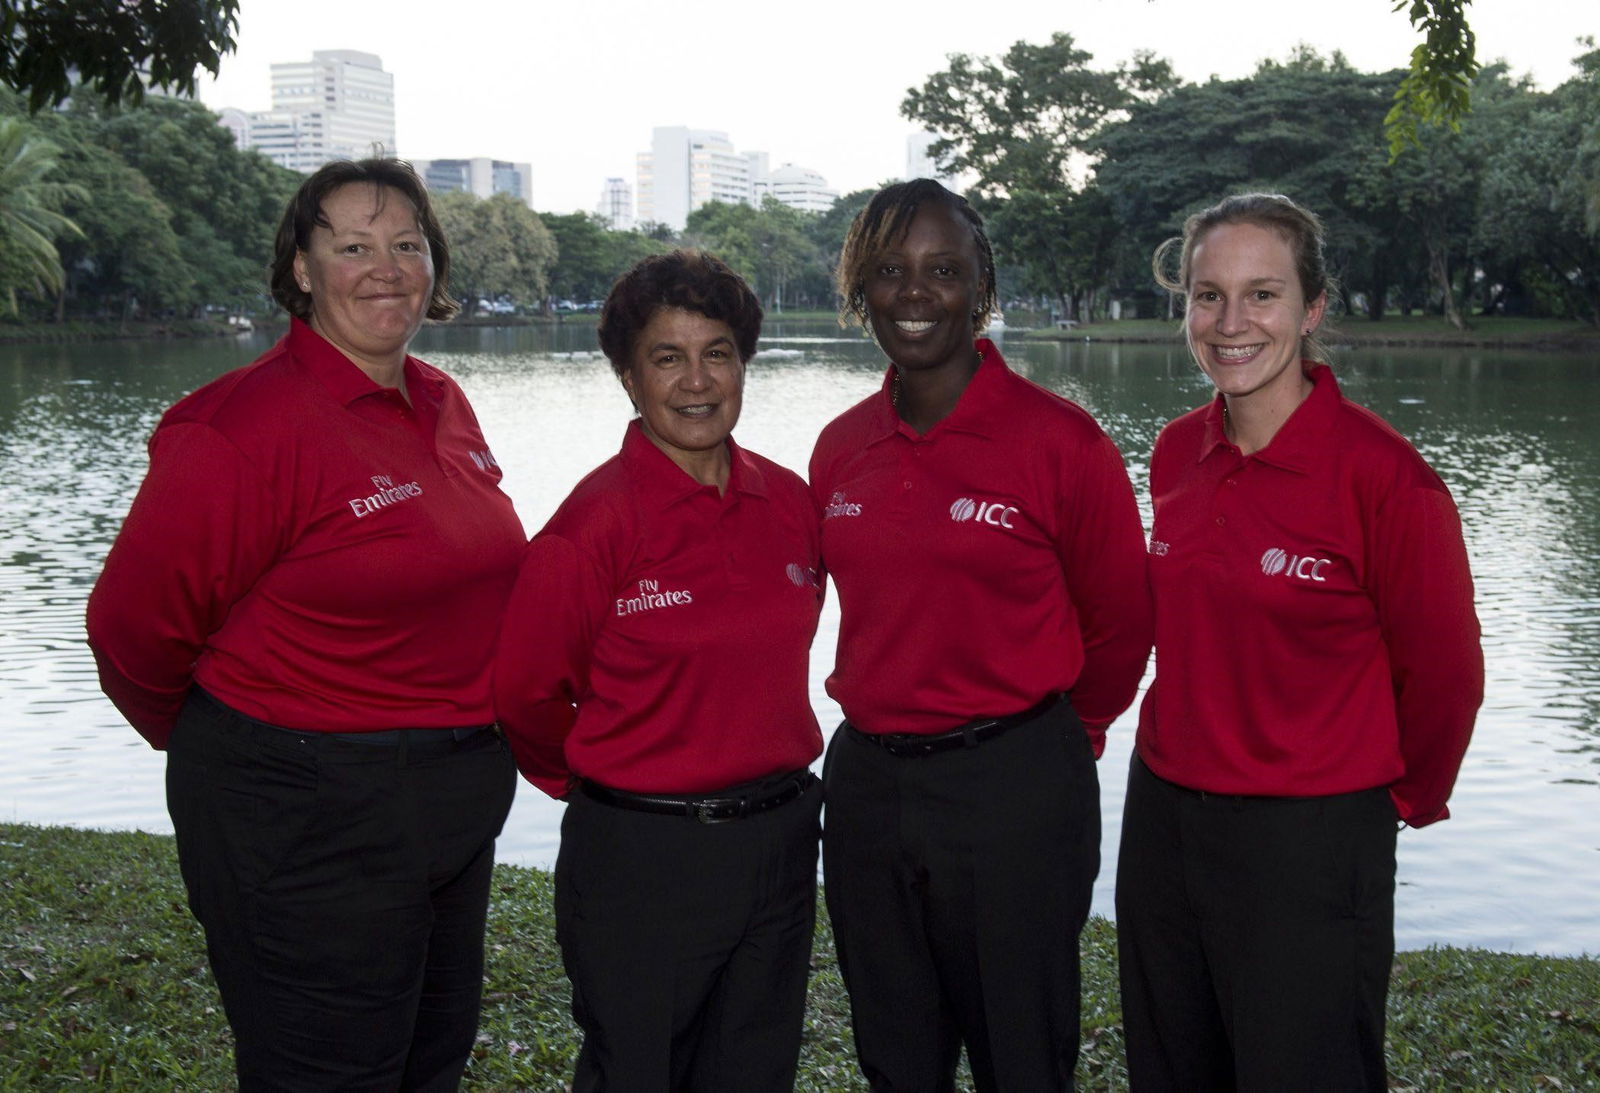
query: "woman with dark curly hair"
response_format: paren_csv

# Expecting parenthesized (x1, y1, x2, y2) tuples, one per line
(811, 178, 1152, 1091)
(493, 250, 824, 1093)
(87, 157, 523, 1090)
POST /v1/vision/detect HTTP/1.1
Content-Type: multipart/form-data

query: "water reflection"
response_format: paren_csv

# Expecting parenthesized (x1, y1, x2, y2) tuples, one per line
(1, 324, 1595, 955)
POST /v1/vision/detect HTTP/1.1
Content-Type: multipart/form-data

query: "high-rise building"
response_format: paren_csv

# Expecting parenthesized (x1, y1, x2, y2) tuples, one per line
(218, 50, 396, 173)
(635, 127, 838, 229)
(595, 177, 634, 231)
(412, 158, 534, 208)
(905, 131, 959, 189)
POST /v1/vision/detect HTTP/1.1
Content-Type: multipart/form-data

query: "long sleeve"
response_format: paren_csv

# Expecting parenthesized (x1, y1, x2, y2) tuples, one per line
(492, 533, 609, 798)
(1056, 433, 1154, 754)
(85, 423, 282, 748)
(1370, 483, 1482, 826)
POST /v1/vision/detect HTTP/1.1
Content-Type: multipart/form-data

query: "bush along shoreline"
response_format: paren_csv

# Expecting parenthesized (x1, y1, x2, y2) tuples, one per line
(2, 823, 1596, 1090)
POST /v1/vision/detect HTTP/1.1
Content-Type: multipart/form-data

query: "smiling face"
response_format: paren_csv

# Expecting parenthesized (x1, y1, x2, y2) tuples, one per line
(862, 202, 984, 376)
(292, 182, 433, 381)
(621, 307, 744, 485)
(1185, 220, 1326, 410)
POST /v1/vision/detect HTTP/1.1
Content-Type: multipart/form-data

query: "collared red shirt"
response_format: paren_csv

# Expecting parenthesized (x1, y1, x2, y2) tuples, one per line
(493, 422, 825, 798)
(87, 318, 525, 745)
(808, 339, 1152, 752)
(1137, 362, 1482, 825)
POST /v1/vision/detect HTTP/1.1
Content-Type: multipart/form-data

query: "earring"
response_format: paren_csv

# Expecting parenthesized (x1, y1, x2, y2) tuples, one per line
(300, 281, 310, 291)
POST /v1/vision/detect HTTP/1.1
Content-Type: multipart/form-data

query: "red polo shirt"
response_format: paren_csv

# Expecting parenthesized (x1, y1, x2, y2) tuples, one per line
(493, 423, 825, 798)
(86, 318, 526, 746)
(808, 340, 1152, 752)
(1137, 363, 1482, 826)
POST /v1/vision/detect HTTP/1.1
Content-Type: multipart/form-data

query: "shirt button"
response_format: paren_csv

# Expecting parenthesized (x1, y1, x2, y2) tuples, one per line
(1216, 515, 1226, 526)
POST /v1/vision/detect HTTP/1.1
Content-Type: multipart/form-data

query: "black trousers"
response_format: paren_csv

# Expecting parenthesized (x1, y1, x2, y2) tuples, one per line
(165, 689, 518, 1093)
(1115, 754, 1396, 1093)
(554, 770, 822, 1093)
(822, 699, 1100, 1093)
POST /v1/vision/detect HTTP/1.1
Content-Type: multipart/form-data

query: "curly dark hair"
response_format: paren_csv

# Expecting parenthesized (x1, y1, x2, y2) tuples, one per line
(1152, 191, 1335, 364)
(835, 179, 997, 333)
(269, 158, 458, 322)
(597, 250, 763, 376)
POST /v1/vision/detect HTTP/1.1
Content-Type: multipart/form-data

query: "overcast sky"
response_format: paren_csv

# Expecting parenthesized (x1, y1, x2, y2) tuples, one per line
(197, 0, 1595, 215)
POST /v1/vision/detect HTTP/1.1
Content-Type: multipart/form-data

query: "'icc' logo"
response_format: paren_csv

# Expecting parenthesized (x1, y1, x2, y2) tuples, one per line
(1260, 547, 1332, 582)
(950, 497, 1019, 530)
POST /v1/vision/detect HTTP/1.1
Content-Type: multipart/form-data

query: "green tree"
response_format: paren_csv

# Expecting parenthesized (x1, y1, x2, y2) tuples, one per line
(542, 212, 669, 304)
(902, 33, 1176, 198)
(76, 96, 297, 314)
(685, 198, 817, 311)
(0, 0, 239, 111)
(1386, 0, 1479, 159)
(436, 191, 557, 312)
(0, 116, 83, 313)
(52, 135, 189, 323)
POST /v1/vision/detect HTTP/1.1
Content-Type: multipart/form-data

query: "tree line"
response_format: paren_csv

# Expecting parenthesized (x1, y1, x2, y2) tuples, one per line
(3, 31, 1595, 328)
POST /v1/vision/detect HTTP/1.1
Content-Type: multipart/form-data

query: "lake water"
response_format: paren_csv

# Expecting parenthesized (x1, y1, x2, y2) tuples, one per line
(2, 320, 1595, 957)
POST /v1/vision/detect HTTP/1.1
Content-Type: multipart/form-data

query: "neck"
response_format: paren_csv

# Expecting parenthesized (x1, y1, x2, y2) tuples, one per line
(309, 317, 409, 398)
(894, 347, 982, 432)
(664, 440, 732, 495)
(1223, 370, 1314, 455)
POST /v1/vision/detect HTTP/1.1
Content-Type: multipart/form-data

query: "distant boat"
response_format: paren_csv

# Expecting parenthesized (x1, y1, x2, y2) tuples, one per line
(226, 315, 254, 334)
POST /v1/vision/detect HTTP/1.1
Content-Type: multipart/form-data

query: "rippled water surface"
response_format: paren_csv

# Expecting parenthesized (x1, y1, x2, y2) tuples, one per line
(2, 323, 1595, 955)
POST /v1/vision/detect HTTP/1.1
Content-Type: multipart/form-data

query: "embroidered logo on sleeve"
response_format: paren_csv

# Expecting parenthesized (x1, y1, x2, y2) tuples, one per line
(468, 449, 500, 472)
(950, 496, 1019, 530)
(616, 578, 694, 617)
(824, 492, 863, 519)
(348, 473, 424, 518)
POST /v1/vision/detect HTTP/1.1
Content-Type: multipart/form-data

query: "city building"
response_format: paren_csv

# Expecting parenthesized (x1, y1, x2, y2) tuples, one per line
(411, 158, 534, 208)
(217, 50, 395, 173)
(905, 131, 959, 189)
(635, 127, 839, 229)
(754, 163, 839, 215)
(595, 177, 634, 231)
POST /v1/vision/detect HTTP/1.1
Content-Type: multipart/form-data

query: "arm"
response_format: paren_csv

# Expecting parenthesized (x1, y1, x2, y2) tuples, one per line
(1371, 483, 1482, 826)
(85, 423, 280, 748)
(1057, 433, 1154, 755)
(492, 533, 609, 798)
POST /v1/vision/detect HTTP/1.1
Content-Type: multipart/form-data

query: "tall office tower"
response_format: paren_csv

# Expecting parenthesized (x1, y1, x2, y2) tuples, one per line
(220, 50, 396, 173)
(595, 177, 634, 231)
(635, 127, 758, 231)
(412, 158, 535, 209)
(905, 131, 959, 189)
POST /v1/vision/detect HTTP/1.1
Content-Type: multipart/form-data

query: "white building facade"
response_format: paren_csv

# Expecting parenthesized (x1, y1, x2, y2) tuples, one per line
(219, 50, 396, 173)
(636, 127, 839, 229)
(595, 177, 634, 231)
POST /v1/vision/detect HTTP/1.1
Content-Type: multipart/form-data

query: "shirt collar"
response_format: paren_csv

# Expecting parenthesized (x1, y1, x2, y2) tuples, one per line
(619, 419, 768, 505)
(1197, 362, 1340, 474)
(288, 317, 445, 412)
(865, 337, 1009, 443)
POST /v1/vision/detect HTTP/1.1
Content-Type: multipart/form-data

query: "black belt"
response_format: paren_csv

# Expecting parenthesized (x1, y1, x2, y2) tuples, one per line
(848, 693, 1062, 758)
(580, 771, 815, 823)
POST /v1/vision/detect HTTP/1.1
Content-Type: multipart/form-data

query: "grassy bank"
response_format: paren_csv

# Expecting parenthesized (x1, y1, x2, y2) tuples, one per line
(1020, 314, 1600, 351)
(2, 823, 1595, 1090)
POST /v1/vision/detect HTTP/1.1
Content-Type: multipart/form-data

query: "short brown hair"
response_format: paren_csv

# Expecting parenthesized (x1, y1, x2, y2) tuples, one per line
(835, 179, 997, 333)
(269, 158, 459, 322)
(597, 250, 763, 376)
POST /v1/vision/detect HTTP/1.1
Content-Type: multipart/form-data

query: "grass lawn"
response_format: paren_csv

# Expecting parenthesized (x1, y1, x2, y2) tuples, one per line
(3, 823, 1596, 1090)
